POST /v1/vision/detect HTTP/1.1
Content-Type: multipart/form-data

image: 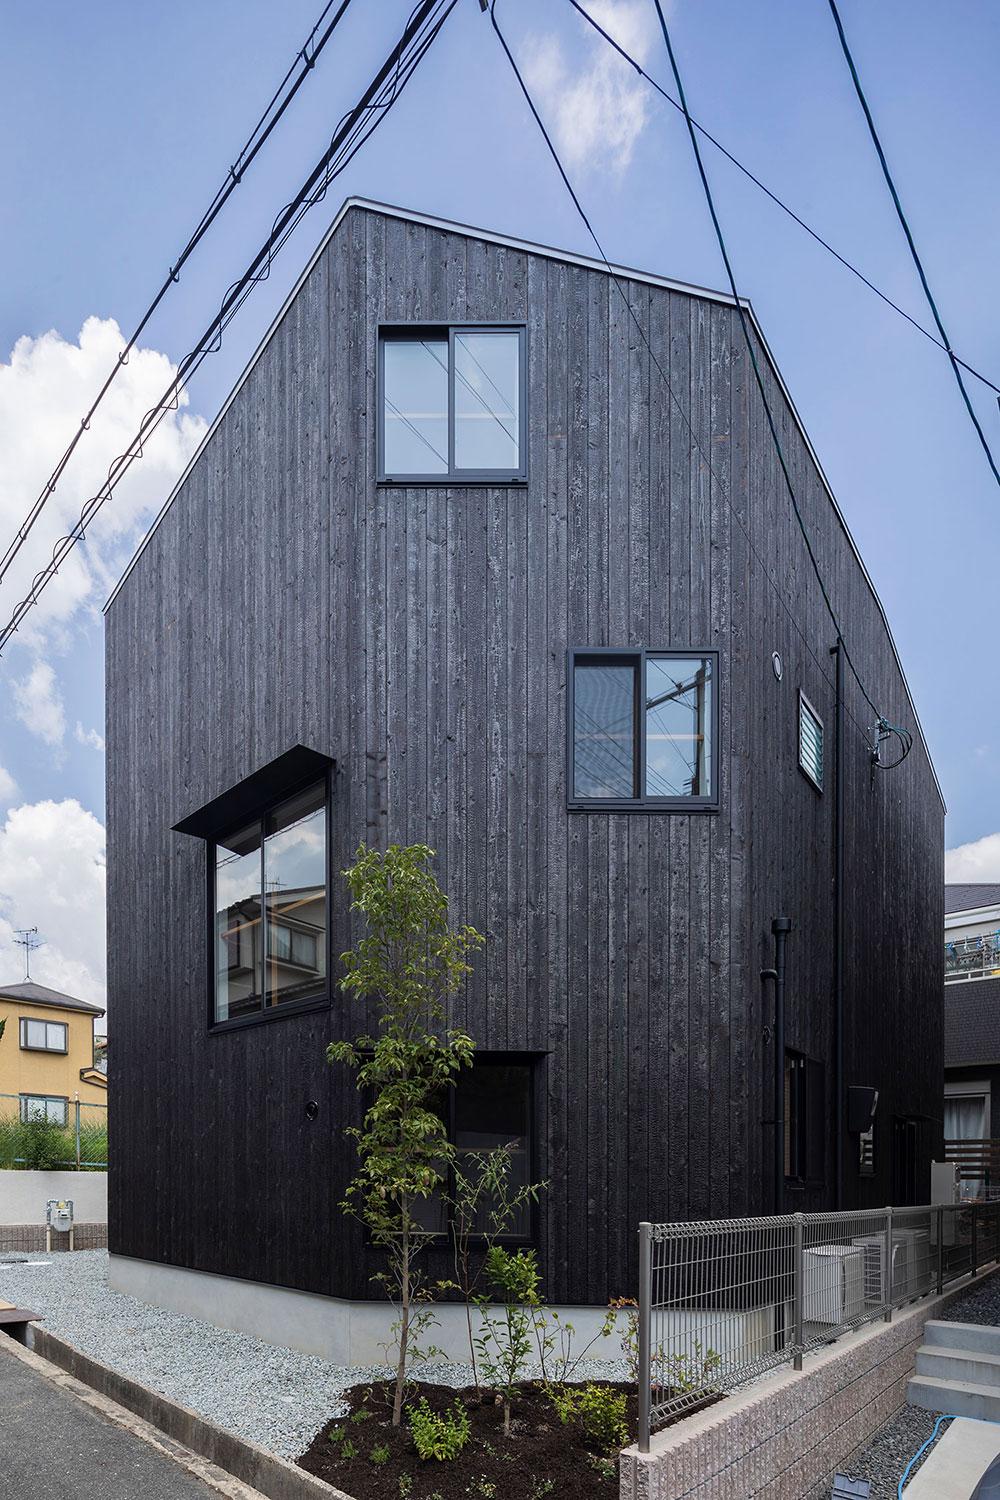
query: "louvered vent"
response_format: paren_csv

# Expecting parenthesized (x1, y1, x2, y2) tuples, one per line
(799, 693, 824, 790)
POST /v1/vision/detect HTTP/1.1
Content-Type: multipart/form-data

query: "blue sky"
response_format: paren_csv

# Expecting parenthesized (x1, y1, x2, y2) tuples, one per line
(1, 0, 999, 1002)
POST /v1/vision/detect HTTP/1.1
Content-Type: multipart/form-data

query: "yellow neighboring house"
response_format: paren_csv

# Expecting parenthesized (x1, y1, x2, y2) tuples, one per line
(0, 980, 106, 1127)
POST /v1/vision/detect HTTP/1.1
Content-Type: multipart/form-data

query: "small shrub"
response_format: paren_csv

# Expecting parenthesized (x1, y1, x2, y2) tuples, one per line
(350, 1407, 372, 1423)
(407, 1397, 471, 1461)
(398, 1477, 413, 1498)
(369, 1443, 391, 1466)
(339, 1438, 358, 1460)
(548, 1383, 628, 1450)
(326, 1425, 346, 1444)
(587, 1453, 618, 1483)
(530, 1482, 556, 1498)
(468, 1480, 497, 1497)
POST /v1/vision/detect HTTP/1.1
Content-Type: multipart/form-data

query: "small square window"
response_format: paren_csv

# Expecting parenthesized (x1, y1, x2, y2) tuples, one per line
(798, 692, 824, 791)
(569, 649, 717, 810)
(379, 326, 526, 483)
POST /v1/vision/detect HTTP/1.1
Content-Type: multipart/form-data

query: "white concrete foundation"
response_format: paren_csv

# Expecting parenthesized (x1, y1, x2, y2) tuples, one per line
(108, 1253, 630, 1366)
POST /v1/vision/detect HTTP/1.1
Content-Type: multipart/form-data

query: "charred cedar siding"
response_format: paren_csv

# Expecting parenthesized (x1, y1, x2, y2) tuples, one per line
(105, 204, 943, 1306)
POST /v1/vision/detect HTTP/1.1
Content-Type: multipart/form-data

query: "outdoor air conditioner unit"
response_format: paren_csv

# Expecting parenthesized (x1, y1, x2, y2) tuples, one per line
(802, 1244, 864, 1324)
(851, 1231, 929, 1303)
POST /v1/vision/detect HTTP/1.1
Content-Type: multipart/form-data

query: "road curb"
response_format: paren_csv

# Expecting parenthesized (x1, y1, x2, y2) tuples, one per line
(26, 1325, 357, 1500)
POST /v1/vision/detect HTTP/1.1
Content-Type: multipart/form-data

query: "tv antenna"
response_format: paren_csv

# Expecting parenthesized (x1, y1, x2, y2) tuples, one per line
(13, 927, 42, 981)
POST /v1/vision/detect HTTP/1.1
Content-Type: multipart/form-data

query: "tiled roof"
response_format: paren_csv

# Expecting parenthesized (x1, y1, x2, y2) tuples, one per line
(945, 976, 1000, 1067)
(0, 980, 105, 1017)
(945, 883, 1000, 915)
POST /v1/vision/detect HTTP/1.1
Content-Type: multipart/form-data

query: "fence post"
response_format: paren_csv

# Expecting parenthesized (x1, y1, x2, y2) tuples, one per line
(883, 1206, 893, 1321)
(936, 1206, 945, 1295)
(638, 1222, 652, 1455)
(972, 1203, 979, 1277)
(74, 1100, 81, 1170)
(793, 1214, 804, 1371)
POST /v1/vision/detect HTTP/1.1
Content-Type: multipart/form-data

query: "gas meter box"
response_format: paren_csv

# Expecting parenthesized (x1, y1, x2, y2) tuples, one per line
(46, 1200, 74, 1233)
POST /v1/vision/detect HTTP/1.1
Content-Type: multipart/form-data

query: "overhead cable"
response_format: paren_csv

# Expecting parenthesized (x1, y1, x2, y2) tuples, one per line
(0, 0, 356, 589)
(568, 0, 1000, 399)
(826, 0, 1000, 491)
(0, 0, 456, 656)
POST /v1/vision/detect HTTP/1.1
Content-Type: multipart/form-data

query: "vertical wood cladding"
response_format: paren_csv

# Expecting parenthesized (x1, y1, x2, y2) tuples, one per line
(106, 205, 944, 1306)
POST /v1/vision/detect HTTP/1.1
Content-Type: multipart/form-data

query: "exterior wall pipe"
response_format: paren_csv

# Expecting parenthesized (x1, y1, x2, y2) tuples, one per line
(831, 637, 845, 1209)
(772, 917, 791, 1214)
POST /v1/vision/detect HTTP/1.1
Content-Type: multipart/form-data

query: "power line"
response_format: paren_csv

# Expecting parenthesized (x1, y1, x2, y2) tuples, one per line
(0, 0, 357, 593)
(488, 0, 898, 760)
(0, 0, 457, 656)
(566, 0, 1000, 399)
(825, 0, 1000, 491)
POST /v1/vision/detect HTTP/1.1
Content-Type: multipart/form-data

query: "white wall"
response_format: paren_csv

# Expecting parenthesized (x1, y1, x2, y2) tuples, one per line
(0, 1170, 107, 1225)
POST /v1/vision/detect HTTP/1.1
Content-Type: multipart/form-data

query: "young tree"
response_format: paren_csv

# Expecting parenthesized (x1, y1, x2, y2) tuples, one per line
(328, 843, 483, 1426)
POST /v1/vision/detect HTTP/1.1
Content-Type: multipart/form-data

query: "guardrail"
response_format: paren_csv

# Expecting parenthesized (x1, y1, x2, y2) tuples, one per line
(637, 1201, 999, 1451)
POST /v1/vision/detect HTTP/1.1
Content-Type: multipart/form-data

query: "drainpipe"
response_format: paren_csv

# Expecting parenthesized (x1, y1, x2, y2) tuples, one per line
(763, 917, 792, 1214)
(831, 638, 845, 1210)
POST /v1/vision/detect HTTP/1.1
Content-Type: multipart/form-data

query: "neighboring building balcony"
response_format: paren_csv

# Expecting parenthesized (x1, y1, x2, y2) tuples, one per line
(944, 1139, 1000, 1199)
(945, 931, 1000, 983)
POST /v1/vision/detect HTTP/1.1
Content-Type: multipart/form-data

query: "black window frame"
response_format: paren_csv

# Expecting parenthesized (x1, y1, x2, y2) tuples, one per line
(567, 647, 720, 812)
(798, 690, 825, 793)
(401, 1054, 541, 1248)
(19, 1093, 69, 1126)
(784, 1049, 826, 1187)
(377, 323, 528, 486)
(207, 769, 333, 1035)
(19, 1017, 68, 1054)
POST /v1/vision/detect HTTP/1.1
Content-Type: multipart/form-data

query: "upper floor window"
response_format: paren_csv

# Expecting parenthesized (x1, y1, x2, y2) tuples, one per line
(20, 1018, 68, 1053)
(569, 648, 717, 810)
(798, 692, 824, 791)
(378, 326, 526, 483)
(213, 779, 328, 1025)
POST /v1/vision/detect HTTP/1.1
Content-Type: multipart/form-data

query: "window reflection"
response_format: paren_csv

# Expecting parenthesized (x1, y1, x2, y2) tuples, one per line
(264, 783, 327, 1008)
(215, 822, 263, 1023)
(454, 331, 520, 472)
(573, 660, 636, 799)
(383, 339, 448, 476)
(645, 655, 713, 798)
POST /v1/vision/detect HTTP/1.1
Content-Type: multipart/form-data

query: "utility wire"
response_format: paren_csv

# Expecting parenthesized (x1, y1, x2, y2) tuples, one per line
(650, 0, 907, 747)
(489, 0, 900, 759)
(0, 0, 356, 591)
(0, 0, 456, 656)
(567, 0, 1000, 399)
(826, 0, 1000, 491)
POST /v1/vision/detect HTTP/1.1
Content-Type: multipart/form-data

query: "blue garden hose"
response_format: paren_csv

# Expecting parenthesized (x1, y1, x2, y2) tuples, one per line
(897, 1415, 956, 1497)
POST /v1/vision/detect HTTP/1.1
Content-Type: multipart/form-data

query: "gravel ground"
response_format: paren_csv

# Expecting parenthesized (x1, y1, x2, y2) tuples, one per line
(940, 1273, 1000, 1326)
(0, 1250, 624, 1461)
(840, 1405, 951, 1499)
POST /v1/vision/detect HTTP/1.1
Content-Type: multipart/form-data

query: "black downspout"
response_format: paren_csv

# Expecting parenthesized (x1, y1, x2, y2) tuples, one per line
(831, 638, 845, 1210)
(771, 917, 791, 1214)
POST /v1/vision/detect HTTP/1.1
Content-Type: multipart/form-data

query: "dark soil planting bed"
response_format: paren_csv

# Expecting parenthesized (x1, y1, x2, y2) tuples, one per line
(298, 1378, 634, 1499)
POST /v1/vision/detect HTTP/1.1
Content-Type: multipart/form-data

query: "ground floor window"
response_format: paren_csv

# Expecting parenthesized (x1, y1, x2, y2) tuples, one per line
(413, 1058, 536, 1240)
(19, 1095, 68, 1126)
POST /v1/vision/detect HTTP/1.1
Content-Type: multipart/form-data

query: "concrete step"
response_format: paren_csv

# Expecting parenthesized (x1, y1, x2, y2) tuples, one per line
(924, 1319, 1000, 1355)
(916, 1344, 1000, 1388)
(908, 1373, 1000, 1422)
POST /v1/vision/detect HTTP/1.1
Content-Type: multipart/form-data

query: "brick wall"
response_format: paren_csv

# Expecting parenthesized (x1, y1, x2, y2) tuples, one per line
(620, 1270, 996, 1500)
(0, 1223, 107, 1253)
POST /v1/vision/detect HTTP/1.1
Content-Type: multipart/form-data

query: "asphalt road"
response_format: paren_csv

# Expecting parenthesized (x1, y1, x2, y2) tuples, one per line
(0, 1340, 220, 1499)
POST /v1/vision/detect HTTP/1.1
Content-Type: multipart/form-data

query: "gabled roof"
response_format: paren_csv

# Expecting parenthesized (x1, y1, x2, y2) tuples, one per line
(0, 980, 105, 1017)
(102, 196, 944, 811)
(946, 976, 1000, 1068)
(945, 884, 1000, 916)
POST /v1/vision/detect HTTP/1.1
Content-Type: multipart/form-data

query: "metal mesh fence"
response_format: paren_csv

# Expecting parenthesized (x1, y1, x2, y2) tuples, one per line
(638, 1201, 1000, 1450)
(0, 1093, 107, 1170)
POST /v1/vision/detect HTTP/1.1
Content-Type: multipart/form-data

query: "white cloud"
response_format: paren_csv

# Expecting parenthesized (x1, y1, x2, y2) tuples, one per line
(946, 833, 1000, 883)
(0, 799, 106, 1017)
(11, 659, 66, 747)
(0, 766, 16, 805)
(0, 315, 206, 672)
(74, 722, 105, 753)
(522, 1, 658, 175)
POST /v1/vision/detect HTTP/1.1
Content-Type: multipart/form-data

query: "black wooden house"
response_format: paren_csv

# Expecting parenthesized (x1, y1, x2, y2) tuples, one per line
(104, 200, 944, 1353)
